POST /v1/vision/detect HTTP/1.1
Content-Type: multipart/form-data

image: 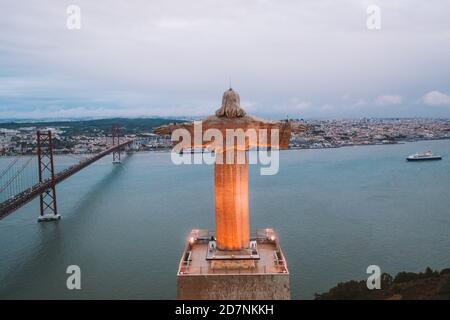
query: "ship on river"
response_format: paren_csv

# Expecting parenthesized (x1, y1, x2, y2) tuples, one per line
(406, 151, 442, 161)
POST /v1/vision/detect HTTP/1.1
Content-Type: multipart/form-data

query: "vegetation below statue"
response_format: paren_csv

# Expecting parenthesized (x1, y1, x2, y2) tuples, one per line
(315, 267, 450, 300)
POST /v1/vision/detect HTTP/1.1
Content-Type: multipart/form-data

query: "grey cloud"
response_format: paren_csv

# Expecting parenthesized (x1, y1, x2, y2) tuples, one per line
(0, 0, 449, 119)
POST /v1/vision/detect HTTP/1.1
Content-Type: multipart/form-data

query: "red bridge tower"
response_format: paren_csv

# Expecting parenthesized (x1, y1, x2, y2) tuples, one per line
(37, 130, 60, 222)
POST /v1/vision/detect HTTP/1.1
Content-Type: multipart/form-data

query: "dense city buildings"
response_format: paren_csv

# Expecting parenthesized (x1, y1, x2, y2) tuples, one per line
(0, 119, 174, 155)
(290, 118, 450, 149)
(1, 118, 450, 155)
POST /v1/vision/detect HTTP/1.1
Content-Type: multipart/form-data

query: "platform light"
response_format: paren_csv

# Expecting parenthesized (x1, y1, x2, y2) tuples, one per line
(270, 235, 276, 241)
(189, 236, 195, 244)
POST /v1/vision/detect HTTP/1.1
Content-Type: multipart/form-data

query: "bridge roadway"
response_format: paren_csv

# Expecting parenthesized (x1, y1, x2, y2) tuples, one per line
(0, 140, 132, 220)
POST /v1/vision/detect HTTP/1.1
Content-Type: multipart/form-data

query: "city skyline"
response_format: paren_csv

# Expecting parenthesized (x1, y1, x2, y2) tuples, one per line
(1, 0, 450, 119)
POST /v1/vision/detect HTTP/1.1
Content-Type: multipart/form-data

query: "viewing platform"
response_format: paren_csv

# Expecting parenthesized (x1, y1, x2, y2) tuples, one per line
(177, 228, 290, 300)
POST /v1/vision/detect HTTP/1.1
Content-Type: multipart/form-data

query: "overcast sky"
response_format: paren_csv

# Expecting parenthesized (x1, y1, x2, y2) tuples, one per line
(1, 0, 450, 119)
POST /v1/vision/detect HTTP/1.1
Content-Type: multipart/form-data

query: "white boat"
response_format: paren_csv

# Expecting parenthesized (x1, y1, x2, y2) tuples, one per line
(406, 151, 442, 161)
(180, 147, 213, 154)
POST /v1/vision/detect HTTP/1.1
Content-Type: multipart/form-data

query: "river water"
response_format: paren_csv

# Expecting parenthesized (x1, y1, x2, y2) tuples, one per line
(1, 140, 449, 299)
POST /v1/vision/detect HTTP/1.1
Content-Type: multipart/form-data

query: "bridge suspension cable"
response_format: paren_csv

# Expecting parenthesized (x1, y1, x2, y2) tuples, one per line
(0, 155, 37, 203)
(0, 156, 21, 180)
(0, 156, 34, 194)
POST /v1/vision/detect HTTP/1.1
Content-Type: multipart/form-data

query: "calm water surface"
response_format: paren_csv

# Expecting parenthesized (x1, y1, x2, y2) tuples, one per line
(1, 140, 450, 299)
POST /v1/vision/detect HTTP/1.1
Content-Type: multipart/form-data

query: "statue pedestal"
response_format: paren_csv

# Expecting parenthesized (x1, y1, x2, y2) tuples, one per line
(176, 229, 291, 300)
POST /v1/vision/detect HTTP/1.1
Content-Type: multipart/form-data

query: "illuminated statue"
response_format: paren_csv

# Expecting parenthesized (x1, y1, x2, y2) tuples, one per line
(155, 88, 304, 251)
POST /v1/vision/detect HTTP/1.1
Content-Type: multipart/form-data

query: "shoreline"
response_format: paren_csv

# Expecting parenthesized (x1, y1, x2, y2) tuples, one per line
(1, 137, 449, 157)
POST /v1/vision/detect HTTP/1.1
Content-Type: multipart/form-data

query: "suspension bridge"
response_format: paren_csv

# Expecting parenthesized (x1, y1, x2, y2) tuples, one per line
(0, 124, 133, 221)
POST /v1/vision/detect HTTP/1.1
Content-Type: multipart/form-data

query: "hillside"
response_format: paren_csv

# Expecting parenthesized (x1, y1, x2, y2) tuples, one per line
(315, 267, 450, 300)
(0, 118, 183, 136)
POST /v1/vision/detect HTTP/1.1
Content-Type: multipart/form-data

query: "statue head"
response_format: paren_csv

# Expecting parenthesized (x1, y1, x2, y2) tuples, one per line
(215, 88, 246, 118)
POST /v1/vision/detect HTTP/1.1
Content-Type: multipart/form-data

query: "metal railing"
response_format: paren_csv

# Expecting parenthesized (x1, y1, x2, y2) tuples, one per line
(178, 228, 289, 275)
(179, 264, 288, 275)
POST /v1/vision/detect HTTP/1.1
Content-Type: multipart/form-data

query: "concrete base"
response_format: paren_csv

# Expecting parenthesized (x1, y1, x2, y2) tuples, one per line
(177, 229, 291, 300)
(37, 214, 61, 222)
(177, 274, 290, 300)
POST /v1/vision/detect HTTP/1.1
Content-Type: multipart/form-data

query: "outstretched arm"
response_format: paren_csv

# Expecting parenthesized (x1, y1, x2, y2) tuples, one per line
(153, 122, 194, 135)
